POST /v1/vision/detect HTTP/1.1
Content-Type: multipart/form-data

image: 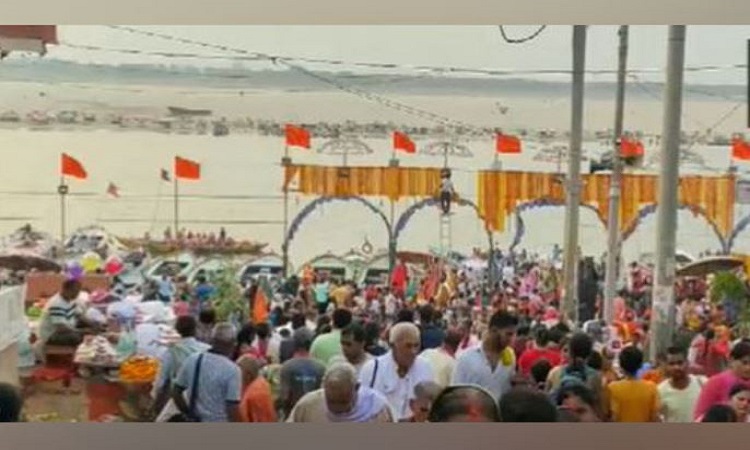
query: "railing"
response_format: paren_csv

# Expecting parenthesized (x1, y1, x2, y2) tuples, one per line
(0, 286, 26, 353)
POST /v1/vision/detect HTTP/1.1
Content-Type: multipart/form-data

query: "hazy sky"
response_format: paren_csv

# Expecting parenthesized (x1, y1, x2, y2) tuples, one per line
(35, 25, 750, 84)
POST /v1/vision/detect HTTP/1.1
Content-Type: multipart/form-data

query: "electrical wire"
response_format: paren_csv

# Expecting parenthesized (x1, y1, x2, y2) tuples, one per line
(498, 26, 548, 44)
(103, 26, 486, 133)
(68, 27, 745, 78)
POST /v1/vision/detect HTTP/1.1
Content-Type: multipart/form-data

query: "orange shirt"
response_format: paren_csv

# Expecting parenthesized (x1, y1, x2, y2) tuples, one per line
(607, 379, 660, 422)
(239, 377, 278, 423)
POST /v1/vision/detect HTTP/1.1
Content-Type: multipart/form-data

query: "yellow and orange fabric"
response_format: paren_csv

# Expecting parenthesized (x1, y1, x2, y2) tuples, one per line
(282, 164, 735, 241)
(477, 171, 735, 236)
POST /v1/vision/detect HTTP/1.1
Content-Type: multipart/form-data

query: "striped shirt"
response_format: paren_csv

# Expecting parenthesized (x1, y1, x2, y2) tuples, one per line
(38, 295, 81, 343)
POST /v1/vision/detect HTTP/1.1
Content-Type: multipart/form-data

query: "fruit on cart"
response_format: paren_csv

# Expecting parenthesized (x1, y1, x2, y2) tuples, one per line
(119, 355, 159, 383)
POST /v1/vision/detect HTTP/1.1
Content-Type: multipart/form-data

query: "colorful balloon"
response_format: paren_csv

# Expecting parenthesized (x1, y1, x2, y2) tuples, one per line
(104, 256, 123, 276)
(81, 252, 102, 273)
(66, 262, 84, 280)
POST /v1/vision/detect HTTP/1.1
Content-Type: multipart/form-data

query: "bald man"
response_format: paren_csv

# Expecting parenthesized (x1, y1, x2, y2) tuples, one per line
(237, 356, 277, 423)
(359, 322, 435, 421)
(288, 362, 393, 423)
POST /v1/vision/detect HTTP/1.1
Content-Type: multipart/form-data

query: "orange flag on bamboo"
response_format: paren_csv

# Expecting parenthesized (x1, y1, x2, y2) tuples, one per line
(393, 131, 416, 154)
(174, 157, 201, 180)
(496, 134, 522, 154)
(61, 153, 87, 179)
(732, 138, 750, 161)
(620, 137, 645, 158)
(252, 277, 271, 324)
(285, 124, 311, 149)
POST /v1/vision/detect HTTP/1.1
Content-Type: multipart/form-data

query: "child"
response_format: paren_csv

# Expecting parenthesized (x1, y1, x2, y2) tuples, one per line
(439, 169, 455, 215)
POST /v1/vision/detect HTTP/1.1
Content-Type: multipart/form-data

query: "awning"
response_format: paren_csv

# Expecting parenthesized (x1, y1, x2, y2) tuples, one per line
(0, 25, 57, 56)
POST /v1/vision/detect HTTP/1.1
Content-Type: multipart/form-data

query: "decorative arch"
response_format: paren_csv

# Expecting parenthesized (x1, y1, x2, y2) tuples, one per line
(727, 213, 750, 252)
(393, 197, 496, 282)
(393, 197, 488, 243)
(620, 203, 728, 253)
(283, 196, 392, 255)
(509, 199, 607, 251)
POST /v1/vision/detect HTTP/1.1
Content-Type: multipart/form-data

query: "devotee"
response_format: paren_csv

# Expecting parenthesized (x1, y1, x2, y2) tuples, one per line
(359, 322, 434, 421)
(171, 323, 242, 422)
(427, 385, 500, 422)
(693, 341, 750, 420)
(452, 311, 518, 402)
(288, 362, 394, 423)
(237, 356, 277, 422)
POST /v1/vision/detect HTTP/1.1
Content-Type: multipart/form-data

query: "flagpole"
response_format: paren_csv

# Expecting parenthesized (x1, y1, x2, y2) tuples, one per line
(282, 145, 290, 278)
(389, 138, 399, 277)
(173, 173, 179, 240)
(58, 174, 67, 254)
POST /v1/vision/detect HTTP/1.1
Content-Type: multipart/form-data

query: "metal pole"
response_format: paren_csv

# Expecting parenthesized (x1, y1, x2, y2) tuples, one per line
(389, 200, 396, 272)
(59, 175, 67, 248)
(173, 175, 179, 238)
(651, 25, 687, 362)
(562, 25, 587, 325)
(282, 146, 290, 278)
(603, 25, 630, 323)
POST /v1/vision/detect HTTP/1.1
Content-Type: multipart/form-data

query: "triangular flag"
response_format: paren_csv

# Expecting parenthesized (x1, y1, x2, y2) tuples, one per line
(393, 131, 416, 154)
(496, 134, 522, 154)
(174, 157, 200, 180)
(732, 138, 750, 161)
(620, 137, 645, 158)
(106, 182, 120, 198)
(61, 153, 87, 179)
(285, 124, 311, 149)
(160, 169, 171, 182)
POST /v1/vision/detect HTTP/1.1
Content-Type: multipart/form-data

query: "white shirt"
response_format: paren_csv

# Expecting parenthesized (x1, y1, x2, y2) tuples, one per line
(420, 348, 456, 388)
(657, 376, 705, 423)
(451, 346, 515, 402)
(440, 179, 454, 193)
(359, 352, 434, 421)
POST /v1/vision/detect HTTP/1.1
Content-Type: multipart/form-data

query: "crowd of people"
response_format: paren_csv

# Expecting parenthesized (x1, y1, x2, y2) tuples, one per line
(6, 247, 750, 424)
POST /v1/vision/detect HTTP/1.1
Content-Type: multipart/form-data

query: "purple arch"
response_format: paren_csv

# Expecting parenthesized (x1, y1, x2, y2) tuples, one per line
(393, 197, 488, 243)
(509, 199, 606, 251)
(728, 213, 750, 252)
(392, 197, 496, 282)
(620, 203, 728, 253)
(283, 196, 392, 254)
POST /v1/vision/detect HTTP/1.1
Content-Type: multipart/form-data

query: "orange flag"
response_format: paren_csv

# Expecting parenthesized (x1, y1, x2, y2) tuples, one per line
(393, 131, 416, 154)
(285, 124, 311, 149)
(61, 153, 87, 179)
(496, 134, 522, 154)
(252, 277, 271, 324)
(174, 157, 201, 180)
(732, 138, 750, 161)
(620, 137, 645, 158)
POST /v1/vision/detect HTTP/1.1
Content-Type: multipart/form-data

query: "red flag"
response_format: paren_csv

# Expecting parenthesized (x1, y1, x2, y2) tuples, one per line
(496, 134, 522, 154)
(61, 153, 87, 179)
(620, 137, 645, 158)
(732, 138, 750, 161)
(393, 131, 416, 154)
(174, 157, 200, 180)
(106, 182, 120, 198)
(285, 124, 311, 149)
